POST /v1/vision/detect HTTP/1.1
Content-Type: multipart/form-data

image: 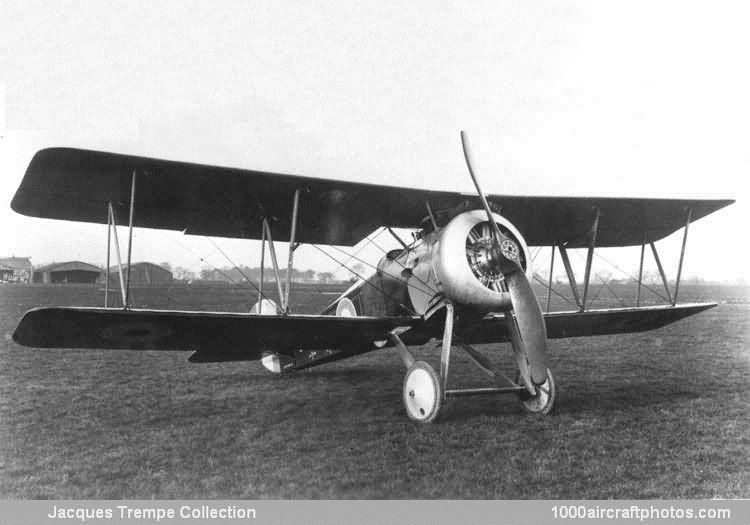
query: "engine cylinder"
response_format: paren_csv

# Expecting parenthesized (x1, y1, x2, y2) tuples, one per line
(430, 210, 531, 311)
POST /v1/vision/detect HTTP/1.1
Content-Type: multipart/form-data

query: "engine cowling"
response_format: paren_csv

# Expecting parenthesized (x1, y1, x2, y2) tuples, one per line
(406, 210, 532, 314)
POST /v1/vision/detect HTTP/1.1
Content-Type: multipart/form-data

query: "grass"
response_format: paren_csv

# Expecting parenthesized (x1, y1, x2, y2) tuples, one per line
(0, 283, 747, 498)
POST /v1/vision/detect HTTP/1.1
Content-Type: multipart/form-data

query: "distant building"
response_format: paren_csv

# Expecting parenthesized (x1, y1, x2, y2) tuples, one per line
(33, 261, 102, 284)
(0, 257, 33, 283)
(107, 262, 173, 285)
(0, 264, 14, 281)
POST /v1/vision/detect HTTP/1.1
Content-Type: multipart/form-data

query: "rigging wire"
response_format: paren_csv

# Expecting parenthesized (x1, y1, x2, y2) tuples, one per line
(570, 249, 626, 309)
(152, 234, 266, 311)
(591, 250, 669, 303)
(163, 234, 266, 299)
(530, 246, 543, 264)
(310, 243, 420, 317)
(325, 242, 439, 299)
(205, 237, 265, 298)
(528, 244, 667, 311)
(532, 274, 576, 308)
(597, 274, 629, 308)
(318, 227, 386, 277)
(353, 236, 440, 297)
(587, 277, 606, 307)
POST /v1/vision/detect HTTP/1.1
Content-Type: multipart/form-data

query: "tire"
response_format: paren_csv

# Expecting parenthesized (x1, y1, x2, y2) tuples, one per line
(403, 361, 442, 423)
(518, 367, 556, 415)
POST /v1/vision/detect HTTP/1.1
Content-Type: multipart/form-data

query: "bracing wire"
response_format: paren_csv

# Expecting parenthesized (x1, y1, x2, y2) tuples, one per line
(163, 234, 269, 304)
(365, 235, 440, 297)
(587, 277, 606, 307)
(569, 249, 630, 309)
(318, 227, 386, 277)
(597, 275, 629, 308)
(591, 250, 669, 303)
(310, 243, 420, 317)
(205, 237, 266, 299)
(325, 242, 439, 299)
(532, 274, 576, 307)
(163, 236, 247, 289)
(531, 246, 542, 264)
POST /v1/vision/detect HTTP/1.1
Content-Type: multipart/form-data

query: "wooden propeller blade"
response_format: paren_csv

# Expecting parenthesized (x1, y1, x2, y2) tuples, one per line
(460, 131, 507, 248)
(505, 270, 549, 385)
(462, 130, 548, 385)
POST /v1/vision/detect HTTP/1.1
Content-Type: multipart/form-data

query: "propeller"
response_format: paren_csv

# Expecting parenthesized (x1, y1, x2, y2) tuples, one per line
(459, 131, 549, 386)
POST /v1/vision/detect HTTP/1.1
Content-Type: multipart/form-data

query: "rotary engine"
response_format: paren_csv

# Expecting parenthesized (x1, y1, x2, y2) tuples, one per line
(401, 209, 532, 316)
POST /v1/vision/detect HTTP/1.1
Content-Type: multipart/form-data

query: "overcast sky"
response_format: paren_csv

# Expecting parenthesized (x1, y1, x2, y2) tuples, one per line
(1, 1, 747, 283)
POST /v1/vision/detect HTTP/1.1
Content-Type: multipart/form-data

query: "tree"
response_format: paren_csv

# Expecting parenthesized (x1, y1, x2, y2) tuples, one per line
(351, 263, 366, 278)
(174, 266, 195, 281)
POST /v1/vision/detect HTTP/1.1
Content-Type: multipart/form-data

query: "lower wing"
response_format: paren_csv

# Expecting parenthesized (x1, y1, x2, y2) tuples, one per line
(445, 302, 717, 345)
(13, 303, 714, 363)
(13, 307, 420, 361)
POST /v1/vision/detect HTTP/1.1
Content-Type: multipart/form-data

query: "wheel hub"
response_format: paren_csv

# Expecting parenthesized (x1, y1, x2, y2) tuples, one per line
(403, 363, 441, 422)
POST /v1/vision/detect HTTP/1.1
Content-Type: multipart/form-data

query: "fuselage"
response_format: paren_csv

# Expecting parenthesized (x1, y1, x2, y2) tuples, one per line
(323, 209, 530, 322)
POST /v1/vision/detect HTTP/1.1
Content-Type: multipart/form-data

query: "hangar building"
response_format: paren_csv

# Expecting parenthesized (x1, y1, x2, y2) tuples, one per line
(0, 257, 33, 283)
(107, 262, 173, 285)
(33, 261, 102, 284)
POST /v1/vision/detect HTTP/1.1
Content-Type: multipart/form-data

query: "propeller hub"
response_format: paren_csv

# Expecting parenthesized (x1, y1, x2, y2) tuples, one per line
(466, 221, 525, 282)
(490, 238, 522, 274)
(498, 238, 520, 263)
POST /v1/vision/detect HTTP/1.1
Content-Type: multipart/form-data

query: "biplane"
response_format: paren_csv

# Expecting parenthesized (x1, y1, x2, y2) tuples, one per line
(11, 132, 733, 422)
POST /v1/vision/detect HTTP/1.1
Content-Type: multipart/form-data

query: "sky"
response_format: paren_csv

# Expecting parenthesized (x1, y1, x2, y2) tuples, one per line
(1, 1, 748, 283)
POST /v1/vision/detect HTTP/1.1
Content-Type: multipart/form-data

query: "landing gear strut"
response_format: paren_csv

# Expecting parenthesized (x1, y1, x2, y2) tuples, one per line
(393, 303, 555, 423)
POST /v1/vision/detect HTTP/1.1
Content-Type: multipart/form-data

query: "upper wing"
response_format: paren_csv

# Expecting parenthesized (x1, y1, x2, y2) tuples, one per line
(12, 147, 733, 247)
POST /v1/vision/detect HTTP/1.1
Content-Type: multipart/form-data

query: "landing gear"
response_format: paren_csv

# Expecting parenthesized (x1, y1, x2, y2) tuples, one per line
(392, 302, 554, 422)
(403, 361, 442, 423)
(260, 352, 294, 374)
(518, 368, 556, 415)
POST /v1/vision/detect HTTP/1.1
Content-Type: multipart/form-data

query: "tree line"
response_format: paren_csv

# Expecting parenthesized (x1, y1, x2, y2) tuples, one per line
(159, 263, 339, 283)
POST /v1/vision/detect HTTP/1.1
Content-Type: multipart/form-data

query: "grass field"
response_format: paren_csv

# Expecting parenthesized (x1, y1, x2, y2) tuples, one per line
(0, 282, 748, 498)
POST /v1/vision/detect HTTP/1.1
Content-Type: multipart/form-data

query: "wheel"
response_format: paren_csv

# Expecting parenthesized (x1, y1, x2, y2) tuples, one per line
(251, 299, 279, 315)
(518, 367, 556, 415)
(403, 361, 442, 423)
(335, 297, 357, 317)
(260, 352, 294, 374)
